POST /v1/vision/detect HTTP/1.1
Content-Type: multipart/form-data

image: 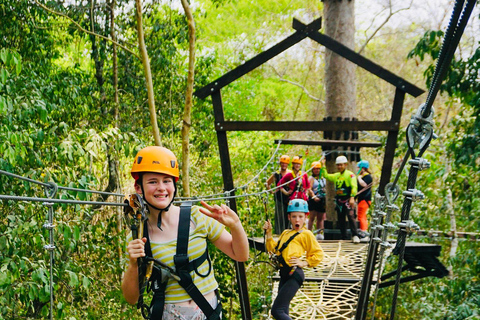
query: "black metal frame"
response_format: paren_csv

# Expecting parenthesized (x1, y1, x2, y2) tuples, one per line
(194, 17, 424, 320)
(378, 242, 449, 288)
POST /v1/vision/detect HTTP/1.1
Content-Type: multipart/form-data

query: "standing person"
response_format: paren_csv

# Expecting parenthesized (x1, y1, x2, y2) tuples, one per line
(307, 162, 327, 240)
(122, 146, 249, 320)
(266, 155, 292, 234)
(278, 156, 310, 203)
(263, 199, 324, 320)
(320, 156, 360, 243)
(356, 160, 373, 239)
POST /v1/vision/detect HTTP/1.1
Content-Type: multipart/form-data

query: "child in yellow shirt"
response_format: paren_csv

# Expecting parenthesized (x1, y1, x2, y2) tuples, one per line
(263, 199, 324, 320)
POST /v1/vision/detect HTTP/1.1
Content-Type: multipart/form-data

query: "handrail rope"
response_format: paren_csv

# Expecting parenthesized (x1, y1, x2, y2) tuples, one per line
(0, 169, 125, 197)
(176, 140, 283, 200)
(0, 169, 51, 187)
(1, 149, 354, 206)
(0, 194, 128, 207)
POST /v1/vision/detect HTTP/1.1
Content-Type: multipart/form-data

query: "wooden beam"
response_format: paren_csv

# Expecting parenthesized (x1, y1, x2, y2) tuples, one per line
(215, 121, 399, 132)
(292, 19, 425, 98)
(275, 139, 382, 148)
(211, 91, 253, 320)
(194, 17, 322, 99)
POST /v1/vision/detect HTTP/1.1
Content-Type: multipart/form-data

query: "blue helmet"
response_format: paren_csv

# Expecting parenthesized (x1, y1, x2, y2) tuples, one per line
(358, 160, 369, 169)
(287, 199, 309, 213)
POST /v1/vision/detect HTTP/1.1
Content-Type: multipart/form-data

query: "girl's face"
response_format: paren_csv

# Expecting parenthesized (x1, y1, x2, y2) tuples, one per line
(293, 163, 301, 171)
(135, 172, 175, 210)
(289, 211, 307, 231)
(312, 168, 320, 176)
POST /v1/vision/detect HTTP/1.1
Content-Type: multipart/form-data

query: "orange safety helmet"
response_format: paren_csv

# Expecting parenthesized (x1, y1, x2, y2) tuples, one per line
(291, 156, 303, 165)
(279, 155, 290, 164)
(311, 161, 322, 169)
(131, 146, 179, 182)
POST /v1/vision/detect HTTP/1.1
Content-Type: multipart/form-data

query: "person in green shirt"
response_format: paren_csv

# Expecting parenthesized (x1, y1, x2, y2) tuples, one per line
(320, 156, 360, 243)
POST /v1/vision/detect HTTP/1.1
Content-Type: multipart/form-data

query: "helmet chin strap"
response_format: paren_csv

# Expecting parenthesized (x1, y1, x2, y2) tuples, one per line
(140, 180, 177, 231)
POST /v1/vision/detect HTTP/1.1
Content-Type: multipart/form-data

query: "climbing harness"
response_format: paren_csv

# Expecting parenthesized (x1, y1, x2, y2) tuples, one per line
(268, 232, 301, 271)
(124, 198, 221, 320)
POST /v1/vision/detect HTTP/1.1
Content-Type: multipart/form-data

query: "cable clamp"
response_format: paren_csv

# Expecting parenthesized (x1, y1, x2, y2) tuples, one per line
(409, 158, 431, 171)
(42, 202, 54, 207)
(397, 220, 420, 234)
(384, 222, 397, 230)
(43, 223, 56, 230)
(373, 237, 382, 243)
(380, 241, 392, 248)
(386, 204, 399, 212)
(44, 244, 56, 251)
(403, 189, 425, 201)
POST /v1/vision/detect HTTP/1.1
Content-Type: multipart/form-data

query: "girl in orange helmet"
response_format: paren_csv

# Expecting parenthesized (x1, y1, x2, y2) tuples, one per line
(122, 146, 249, 320)
(278, 156, 310, 207)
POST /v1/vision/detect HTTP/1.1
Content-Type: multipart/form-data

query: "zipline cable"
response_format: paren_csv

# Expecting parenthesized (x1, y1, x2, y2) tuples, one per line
(387, 1, 477, 319)
(422, 0, 477, 118)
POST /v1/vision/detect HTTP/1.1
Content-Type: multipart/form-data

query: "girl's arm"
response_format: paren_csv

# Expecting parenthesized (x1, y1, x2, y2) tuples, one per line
(200, 202, 249, 262)
(305, 234, 324, 267)
(121, 238, 146, 304)
(357, 175, 367, 187)
(307, 176, 315, 198)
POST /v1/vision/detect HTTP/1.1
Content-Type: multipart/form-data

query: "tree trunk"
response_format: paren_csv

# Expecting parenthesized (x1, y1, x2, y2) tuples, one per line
(180, 0, 195, 197)
(447, 188, 458, 258)
(323, 0, 357, 223)
(109, 0, 123, 276)
(135, 0, 162, 146)
(88, 0, 106, 104)
(110, 0, 119, 125)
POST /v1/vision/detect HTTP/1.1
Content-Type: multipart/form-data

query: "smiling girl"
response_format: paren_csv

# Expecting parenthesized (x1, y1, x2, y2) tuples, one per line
(122, 146, 249, 320)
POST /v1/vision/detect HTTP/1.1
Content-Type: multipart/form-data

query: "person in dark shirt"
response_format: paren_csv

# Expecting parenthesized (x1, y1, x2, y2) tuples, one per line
(356, 160, 372, 239)
(266, 155, 292, 234)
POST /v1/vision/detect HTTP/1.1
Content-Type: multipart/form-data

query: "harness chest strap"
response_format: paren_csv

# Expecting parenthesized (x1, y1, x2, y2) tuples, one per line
(139, 202, 221, 320)
(174, 202, 221, 320)
(274, 231, 301, 267)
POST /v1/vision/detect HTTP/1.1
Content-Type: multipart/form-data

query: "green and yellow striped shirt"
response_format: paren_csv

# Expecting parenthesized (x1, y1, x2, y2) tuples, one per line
(125, 205, 224, 303)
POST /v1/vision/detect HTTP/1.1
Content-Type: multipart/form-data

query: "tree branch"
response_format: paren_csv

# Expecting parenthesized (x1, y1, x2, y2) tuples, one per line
(358, 0, 413, 55)
(33, 0, 140, 60)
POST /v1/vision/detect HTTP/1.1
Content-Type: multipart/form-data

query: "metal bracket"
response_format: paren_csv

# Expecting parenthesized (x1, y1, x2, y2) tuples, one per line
(403, 189, 425, 201)
(408, 158, 431, 171)
(407, 103, 436, 151)
(397, 220, 420, 234)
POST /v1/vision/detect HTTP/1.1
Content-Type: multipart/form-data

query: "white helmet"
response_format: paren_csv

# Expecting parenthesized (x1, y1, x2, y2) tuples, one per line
(335, 155, 348, 164)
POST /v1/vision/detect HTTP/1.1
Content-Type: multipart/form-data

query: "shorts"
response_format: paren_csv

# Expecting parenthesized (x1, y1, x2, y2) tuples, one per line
(308, 197, 326, 212)
(163, 294, 220, 320)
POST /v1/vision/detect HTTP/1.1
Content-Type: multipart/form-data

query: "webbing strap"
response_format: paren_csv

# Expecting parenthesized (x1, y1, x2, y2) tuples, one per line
(274, 231, 301, 254)
(174, 202, 221, 320)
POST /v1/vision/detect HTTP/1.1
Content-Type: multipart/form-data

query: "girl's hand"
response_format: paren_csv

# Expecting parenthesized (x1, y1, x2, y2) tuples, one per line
(200, 201, 241, 230)
(263, 220, 272, 232)
(127, 238, 147, 264)
(289, 257, 308, 268)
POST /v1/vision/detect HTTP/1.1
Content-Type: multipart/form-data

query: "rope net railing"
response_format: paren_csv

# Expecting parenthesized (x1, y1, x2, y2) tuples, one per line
(268, 241, 391, 320)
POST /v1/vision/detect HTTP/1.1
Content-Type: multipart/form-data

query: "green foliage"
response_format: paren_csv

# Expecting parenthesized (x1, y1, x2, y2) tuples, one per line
(1, 0, 479, 319)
